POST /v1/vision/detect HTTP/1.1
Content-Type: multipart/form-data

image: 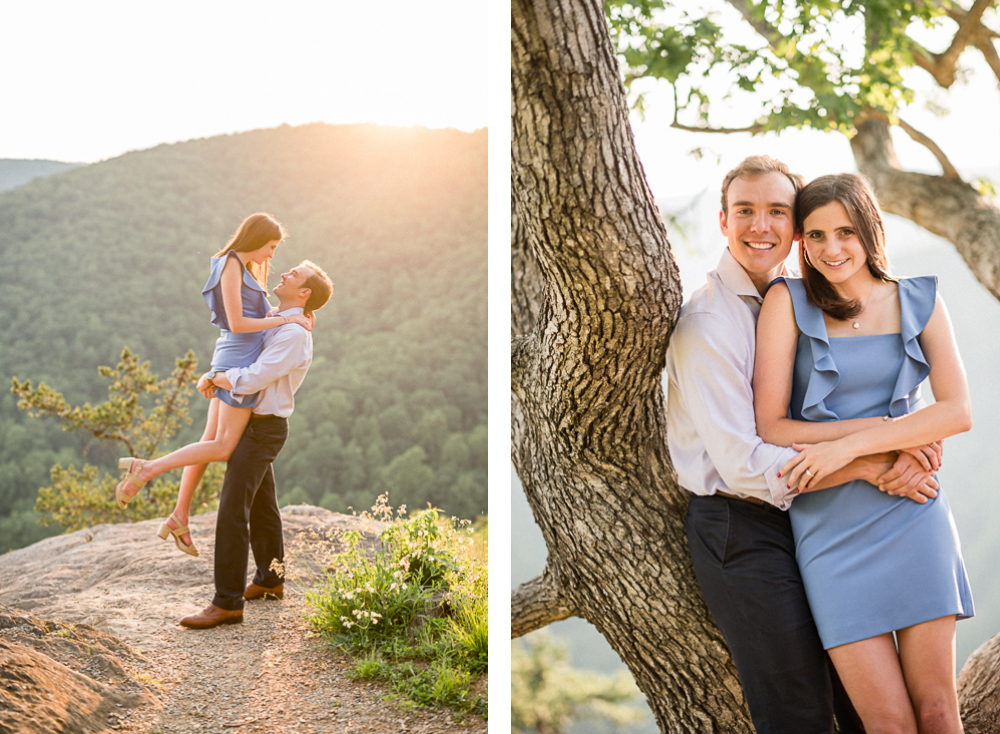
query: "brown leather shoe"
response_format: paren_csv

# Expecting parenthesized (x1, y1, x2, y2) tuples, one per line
(179, 604, 243, 629)
(243, 582, 284, 601)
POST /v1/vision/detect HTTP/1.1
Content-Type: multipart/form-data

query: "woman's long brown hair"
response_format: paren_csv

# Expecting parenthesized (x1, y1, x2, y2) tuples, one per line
(214, 213, 286, 287)
(795, 174, 896, 320)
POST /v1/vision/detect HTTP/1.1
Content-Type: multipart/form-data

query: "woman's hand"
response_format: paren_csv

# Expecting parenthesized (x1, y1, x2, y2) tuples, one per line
(286, 313, 312, 331)
(900, 441, 943, 473)
(781, 440, 857, 493)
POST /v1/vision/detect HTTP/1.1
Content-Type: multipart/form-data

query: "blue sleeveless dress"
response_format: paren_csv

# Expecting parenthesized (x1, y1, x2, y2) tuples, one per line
(777, 275, 974, 649)
(201, 251, 270, 408)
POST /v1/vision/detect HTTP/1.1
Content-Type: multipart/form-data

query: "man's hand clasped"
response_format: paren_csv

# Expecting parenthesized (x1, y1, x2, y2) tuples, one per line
(782, 440, 942, 503)
(197, 372, 216, 399)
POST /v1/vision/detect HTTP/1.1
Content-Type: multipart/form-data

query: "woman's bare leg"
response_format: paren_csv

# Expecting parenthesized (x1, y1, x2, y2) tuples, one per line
(163, 399, 221, 548)
(131, 401, 251, 479)
(828, 633, 918, 734)
(119, 400, 252, 529)
(897, 616, 963, 734)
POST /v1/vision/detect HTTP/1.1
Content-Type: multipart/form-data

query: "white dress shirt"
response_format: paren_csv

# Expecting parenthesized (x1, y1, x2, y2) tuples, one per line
(225, 307, 313, 418)
(665, 249, 798, 508)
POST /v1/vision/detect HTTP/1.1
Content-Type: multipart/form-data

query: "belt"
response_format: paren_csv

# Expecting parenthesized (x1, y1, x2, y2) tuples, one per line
(249, 413, 285, 421)
(715, 491, 766, 507)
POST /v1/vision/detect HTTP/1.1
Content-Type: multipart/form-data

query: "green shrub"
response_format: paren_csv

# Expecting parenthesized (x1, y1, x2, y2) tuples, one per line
(305, 495, 487, 717)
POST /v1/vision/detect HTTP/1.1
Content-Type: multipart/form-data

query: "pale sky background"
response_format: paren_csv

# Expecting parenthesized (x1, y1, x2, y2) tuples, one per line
(0, 0, 487, 162)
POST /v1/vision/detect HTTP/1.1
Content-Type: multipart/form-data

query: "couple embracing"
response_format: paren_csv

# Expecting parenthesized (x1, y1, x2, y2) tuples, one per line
(115, 213, 333, 629)
(666, 156, 974, 733)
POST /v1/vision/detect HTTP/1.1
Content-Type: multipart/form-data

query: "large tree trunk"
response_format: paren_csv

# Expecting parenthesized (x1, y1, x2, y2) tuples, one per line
(851, 116, 1000, 301)
(958, 631, 1000, 734)
(510, 0, 756, 730)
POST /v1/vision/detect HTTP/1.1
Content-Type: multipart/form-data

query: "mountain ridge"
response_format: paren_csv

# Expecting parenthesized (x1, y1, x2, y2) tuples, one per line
(0, 123, 487, 551)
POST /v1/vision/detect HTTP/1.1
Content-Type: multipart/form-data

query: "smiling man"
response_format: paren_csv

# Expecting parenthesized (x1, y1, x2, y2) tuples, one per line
(180, 260, 333, 629)
(664, 156, 938, 733)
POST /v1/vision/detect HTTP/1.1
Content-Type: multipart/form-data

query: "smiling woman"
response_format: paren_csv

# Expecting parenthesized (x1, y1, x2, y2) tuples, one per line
(0, 0, 487, 162)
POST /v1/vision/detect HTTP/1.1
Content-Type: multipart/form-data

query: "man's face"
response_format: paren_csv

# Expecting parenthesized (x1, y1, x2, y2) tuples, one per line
(273, 264, 315, 300)
(720, 172, 798, 293)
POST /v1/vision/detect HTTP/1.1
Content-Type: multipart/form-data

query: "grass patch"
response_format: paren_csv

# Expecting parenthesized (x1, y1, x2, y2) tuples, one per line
(305, 497, 487, 718)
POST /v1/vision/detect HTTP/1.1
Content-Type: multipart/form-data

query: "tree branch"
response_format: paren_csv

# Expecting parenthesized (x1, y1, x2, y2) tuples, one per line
(939, 0, 995, 71)
(911, 0, 994, 87)
(670, 82, 764, 135)
(671, 121, 765, 135)
(724, 0, 784, 47)
(973, 34, 1000, 85)
(511, 568, 576, 638)
(851, 115, 1000, 301)
(896, 117, 962, 179)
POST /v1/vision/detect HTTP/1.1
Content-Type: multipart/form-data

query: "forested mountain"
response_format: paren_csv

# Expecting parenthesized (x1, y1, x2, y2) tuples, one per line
(0, 123, 487, 551)
(0, 159, 83, 193)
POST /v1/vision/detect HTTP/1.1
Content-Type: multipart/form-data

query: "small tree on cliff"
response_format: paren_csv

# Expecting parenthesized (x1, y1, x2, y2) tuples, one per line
(11, 348, 223, 532)
(511, 0, 1000, 731)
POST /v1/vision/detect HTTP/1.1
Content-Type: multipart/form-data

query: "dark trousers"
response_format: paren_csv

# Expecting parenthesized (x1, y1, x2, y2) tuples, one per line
(212, 414, 288, 611)
(685, 494, 864, 734)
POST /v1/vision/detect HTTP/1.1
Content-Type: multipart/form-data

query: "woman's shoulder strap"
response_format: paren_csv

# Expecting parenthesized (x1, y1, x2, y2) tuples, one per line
(897, 275, 937, 336)
(767, 276, 824, 338)
(768, 276, 840, 421)
(889, 275, 936, 417)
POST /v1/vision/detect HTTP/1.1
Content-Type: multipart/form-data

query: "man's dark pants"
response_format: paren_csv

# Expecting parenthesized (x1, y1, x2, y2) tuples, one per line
(686, 494, 865, 734)
(213, 414, 288, 611)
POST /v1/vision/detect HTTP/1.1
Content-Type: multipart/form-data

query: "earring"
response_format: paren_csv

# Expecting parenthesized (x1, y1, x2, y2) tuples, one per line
(802, 247, 814, 268)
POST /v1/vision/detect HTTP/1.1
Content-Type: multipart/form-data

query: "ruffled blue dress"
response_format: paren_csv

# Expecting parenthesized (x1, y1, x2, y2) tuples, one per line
(201, 251, 270, 408)
(777, 275, 974, 650)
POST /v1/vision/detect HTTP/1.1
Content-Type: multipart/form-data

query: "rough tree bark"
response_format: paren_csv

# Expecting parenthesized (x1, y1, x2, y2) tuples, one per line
(511, 0, 756, 730)
(958, 630, 1000, 734)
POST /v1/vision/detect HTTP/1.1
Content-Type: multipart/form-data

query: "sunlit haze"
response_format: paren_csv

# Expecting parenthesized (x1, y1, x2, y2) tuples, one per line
(0, 0, 487, 162)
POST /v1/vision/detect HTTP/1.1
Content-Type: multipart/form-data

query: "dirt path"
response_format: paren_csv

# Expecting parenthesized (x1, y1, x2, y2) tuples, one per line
(0, 507, 487, 734)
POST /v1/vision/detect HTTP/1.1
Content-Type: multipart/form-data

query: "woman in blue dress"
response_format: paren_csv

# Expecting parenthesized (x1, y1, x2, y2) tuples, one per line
(114, 213, 311, 556)
(753, 174, 973, 733)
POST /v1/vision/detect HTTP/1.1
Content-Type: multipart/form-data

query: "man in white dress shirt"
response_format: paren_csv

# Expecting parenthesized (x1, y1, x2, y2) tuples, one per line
(180, 260, 333, 629)
(665, 156, 939, 733)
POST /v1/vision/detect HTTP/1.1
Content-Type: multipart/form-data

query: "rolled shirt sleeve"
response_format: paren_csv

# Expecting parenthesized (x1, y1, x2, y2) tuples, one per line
(667, 310, 798, 509)
(225, 327, 310, 398)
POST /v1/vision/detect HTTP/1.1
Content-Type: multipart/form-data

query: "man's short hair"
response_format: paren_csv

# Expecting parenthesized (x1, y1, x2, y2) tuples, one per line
(299, 260, 333, 314)
(720, 156, 805, 216)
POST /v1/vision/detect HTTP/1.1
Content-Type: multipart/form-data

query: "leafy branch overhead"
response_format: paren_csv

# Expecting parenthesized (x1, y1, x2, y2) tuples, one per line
(10, 348, 223, 532)
(605, 0, 1000, 303)
(608, 0, 999, 143)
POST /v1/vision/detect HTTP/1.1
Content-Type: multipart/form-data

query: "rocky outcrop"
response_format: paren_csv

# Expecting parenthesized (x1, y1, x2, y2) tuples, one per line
(0, 506, 376, 734)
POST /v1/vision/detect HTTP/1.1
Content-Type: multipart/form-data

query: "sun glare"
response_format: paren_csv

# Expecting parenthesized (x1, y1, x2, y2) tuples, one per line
(0, 0, 487, 162)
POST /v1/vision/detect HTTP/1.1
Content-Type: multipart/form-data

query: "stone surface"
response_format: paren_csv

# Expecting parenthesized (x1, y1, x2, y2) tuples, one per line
(0, 506, 487, 734)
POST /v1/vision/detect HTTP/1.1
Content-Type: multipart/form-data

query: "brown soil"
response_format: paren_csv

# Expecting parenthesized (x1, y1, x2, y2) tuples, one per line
(0, 506, 487, 734)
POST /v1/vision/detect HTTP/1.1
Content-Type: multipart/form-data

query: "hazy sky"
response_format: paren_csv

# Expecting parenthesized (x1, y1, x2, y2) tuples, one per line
(0, 0, 487, 162)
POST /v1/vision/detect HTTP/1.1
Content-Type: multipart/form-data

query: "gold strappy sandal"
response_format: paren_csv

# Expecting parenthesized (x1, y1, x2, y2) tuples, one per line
(115, 458, 147, 509)
(157, 513, 200, 557)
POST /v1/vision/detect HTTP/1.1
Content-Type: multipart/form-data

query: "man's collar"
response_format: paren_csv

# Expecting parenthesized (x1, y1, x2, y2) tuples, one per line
(275, 306, 305, 316)
(716, 247, 789, 300)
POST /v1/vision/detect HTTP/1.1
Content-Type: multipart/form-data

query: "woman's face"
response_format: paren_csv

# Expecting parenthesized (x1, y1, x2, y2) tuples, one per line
(247, 239, 281, 265)
(801, 201, 868, 288)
